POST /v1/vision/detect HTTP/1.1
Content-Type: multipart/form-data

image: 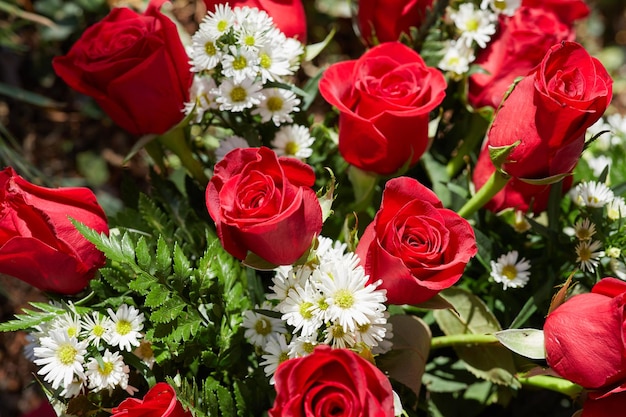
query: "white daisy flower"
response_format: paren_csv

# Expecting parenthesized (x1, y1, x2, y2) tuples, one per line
(253, 88, 300, 125)
(609, 258, 626, 281)
(200, 3, 236, 39)
(190, 29, 222, 72)
(242, 302, 287, 347)
(134, 341, 156, 369)
(288, 335, 319, 358)
(279, 280, 324, 337)
(450, 3, 497, 48)
(85, 349, 130, 392)
(480, 0, 521, 16)
(259, 333, 291, 384)
(573, 218, 596, 241)
(323, 322, 357, 349)
(271, 124, 315, 159)
(258, 37, 296, 82)
(570, 181, 614, 208)
(268, 265, 312, 302)
(51, 311, 82, 339)
(512, 210, 531, 233)
(60, 377, 85, 399)
(234, 9, 273, 52)
(33, 329, 88, 390)
(583, 154, 611, 177)
(214, 77, 264, 112)
(282, 37, 305, 71)
(80, 312, 113, 347)
(607, 197, 626, 220)
(185, 75, 219, 123)
(314, 261, 387, 333)
(215, 135, 250, 162)
(105, 304, 144, 352)
(490, 250, 531, 290)
(575, 240, 604, 273)
(438, 40, 475, 75)
(354, 311, 389, 349)
(221, 46, 260, 83)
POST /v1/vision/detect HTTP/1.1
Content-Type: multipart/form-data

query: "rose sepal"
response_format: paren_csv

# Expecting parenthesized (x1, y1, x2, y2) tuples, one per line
(518, 172, 572, 186)
(488, 141, 520, 173)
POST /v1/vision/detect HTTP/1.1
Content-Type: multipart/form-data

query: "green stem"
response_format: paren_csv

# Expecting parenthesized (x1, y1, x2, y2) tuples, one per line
(431, 334, 500, 350)
(457, 170, 510, 218)
(517, 375, 583, 398)
(158, 125, 209, 186)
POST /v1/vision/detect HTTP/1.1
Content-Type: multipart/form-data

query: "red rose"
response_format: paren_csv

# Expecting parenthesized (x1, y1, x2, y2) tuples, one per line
(522, 0, 589, 25)
(581, 390, 626, 417)
(0, 167, 108, 294)
(203, 0, 307, 41)
(269, 345, 395, 417)
(53, 3, 193, 136)
(544, 278, 626, 391)
(468, 7, 574, 110)
(319, 42, 446, 175)
(111, 382, 191, 417)
(206, 147, 322, 266)
(357, 0, 434, 45)
(356, 177, 477, 305)
(487, 41, 612, 181)
(472, 145, 573, 214)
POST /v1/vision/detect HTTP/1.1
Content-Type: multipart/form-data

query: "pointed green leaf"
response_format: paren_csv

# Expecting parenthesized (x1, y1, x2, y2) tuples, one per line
(495, 329, 545, 360)
(156, 235, 172, 275)
(488, 141, 520, 171)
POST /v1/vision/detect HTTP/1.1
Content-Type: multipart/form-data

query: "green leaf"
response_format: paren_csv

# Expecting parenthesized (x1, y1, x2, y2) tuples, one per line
(135, 236, 152, 272)
(216, 384, 235, 416)
(100, 267, 133, 293)
(150, 298, 185, 323)
(377, 315, 431, 398)
(173, 243, 192, 280)
(144, 284, 171, 308)
(434, 288, 520, 388)
(156, 235, 172, 275)
(488, 141, 520, 172)
(494, 329, 545, 360)
(304, 27, 335, 61)
(0, 306, 60, 332)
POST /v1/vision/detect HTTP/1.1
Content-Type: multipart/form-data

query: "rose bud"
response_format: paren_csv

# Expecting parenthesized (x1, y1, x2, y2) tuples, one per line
(111, 382, 191, 417)
(357, 0, 434, 45)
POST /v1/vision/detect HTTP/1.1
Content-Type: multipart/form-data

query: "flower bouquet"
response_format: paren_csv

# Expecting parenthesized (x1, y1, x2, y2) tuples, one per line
(1, 0, 625, 416)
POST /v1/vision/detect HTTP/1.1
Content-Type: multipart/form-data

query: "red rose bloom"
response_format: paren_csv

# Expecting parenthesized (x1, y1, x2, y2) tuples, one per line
(544, 278, 626, 417)
(0, 167, 108, 294)
(468, 6, 574, 110)
(522, 0, 589, 25)
(206, 147, 322, 266)
(203, 0, 307, 41)
(356, 177, 477, 305)
(357, 0, 434, 45)
(111, 382, 191, 417)
(472, 145, 573, 214)
(269, 345, 395, 417)
(487, 41, 612, 181)
(319, 42, 446, 175)
(53, 3, 193, 136)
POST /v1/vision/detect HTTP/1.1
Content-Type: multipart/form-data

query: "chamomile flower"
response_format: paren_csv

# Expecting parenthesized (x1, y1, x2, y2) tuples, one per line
(354, 312, 389, 349)
(283, 37, 305, 72)
(221, 46, 260, 82)
(279, 280, 323, 337)
(134, 341, 156, 369)
(106, 304, 144, 352)
(33, 329, 88, 390)
(571, 181, 615, 208)
(450, 3, 497, 48)
(190, 29, 222, 72)
(85, 349, 130, 392)
(200, 3, 236, 39)
(215, 135, 249, 162)
(234, 9, 273, 52)
(61, 377, 85, 398)
(438, 41, 475, 75)
(573, 218, 596, 241)
(323, 322, 356, 349)
(185, 76, 218, 123)
(258, 37, 296, 82)
(490, 250, 531, 290)
(271, 124, 314, 159)
(215, 77, 264, 112)
(480, 0, 521, 16)
(575, 240, 604, 273)
(80, 312, 113, 347)
(288, 335, 318, 358)
(253, 88, 300, 125)
(314, 261, 387, 333)
(243, 303, 287, 347)
(52, 312, 82, 339)
(260, 333, 291, 384)
(268, 265, 312, 302)
(607, 197, 626, 220)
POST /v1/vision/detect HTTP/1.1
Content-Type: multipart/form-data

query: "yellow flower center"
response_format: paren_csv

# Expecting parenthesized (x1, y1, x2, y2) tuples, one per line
(494, 0, 507, 10)
(466, 18, 479, 32)
(232, 55, 247, 71)
(116, 320, 132, 336)
(230, 86, 247, 102)
(578, 247, 592, 262)
(205, 41, 217, 56)
(260, 52, 272, 69)
(284, 141, 300, 156)
(100, 361, 114, 376)
(92, 324, 105, 338)
(57, 344, 77, 365)
(217, 20, 228, 33)
(502, 265, 518, 281)
(299, 302, 314, 319)
(266, 96, 284, 112)
(244, 35, 256, 47)
(334, 289, 355, 309)
(254, 318, 272, 335)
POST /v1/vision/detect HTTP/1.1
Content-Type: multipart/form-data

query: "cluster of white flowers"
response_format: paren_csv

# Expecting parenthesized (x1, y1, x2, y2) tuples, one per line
(570, 180, 626, 219)
(30, 304, 150, 398)
(584, 114, 626, 176)
(490, 250, 531, 290)
(186, 4, 314, 160)
(438, 2, 504, 75)
(242, 237, 391, 383)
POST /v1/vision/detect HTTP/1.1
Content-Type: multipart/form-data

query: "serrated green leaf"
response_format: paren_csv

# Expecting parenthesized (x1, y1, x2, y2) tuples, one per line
(120, 232, 136, 259)
(100, 267, 133, 293)
(144, 284, 171, 308)
(150, 298, 185, 323)
(138, 193, 173, 238)
(135, 236, 152, 271)
(156, 235, 172, 275)
(0, 308, 58, 332)
(216, 384, 235, 416)
(128, 273, 156, 294)
(173, 243, 192, 280)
